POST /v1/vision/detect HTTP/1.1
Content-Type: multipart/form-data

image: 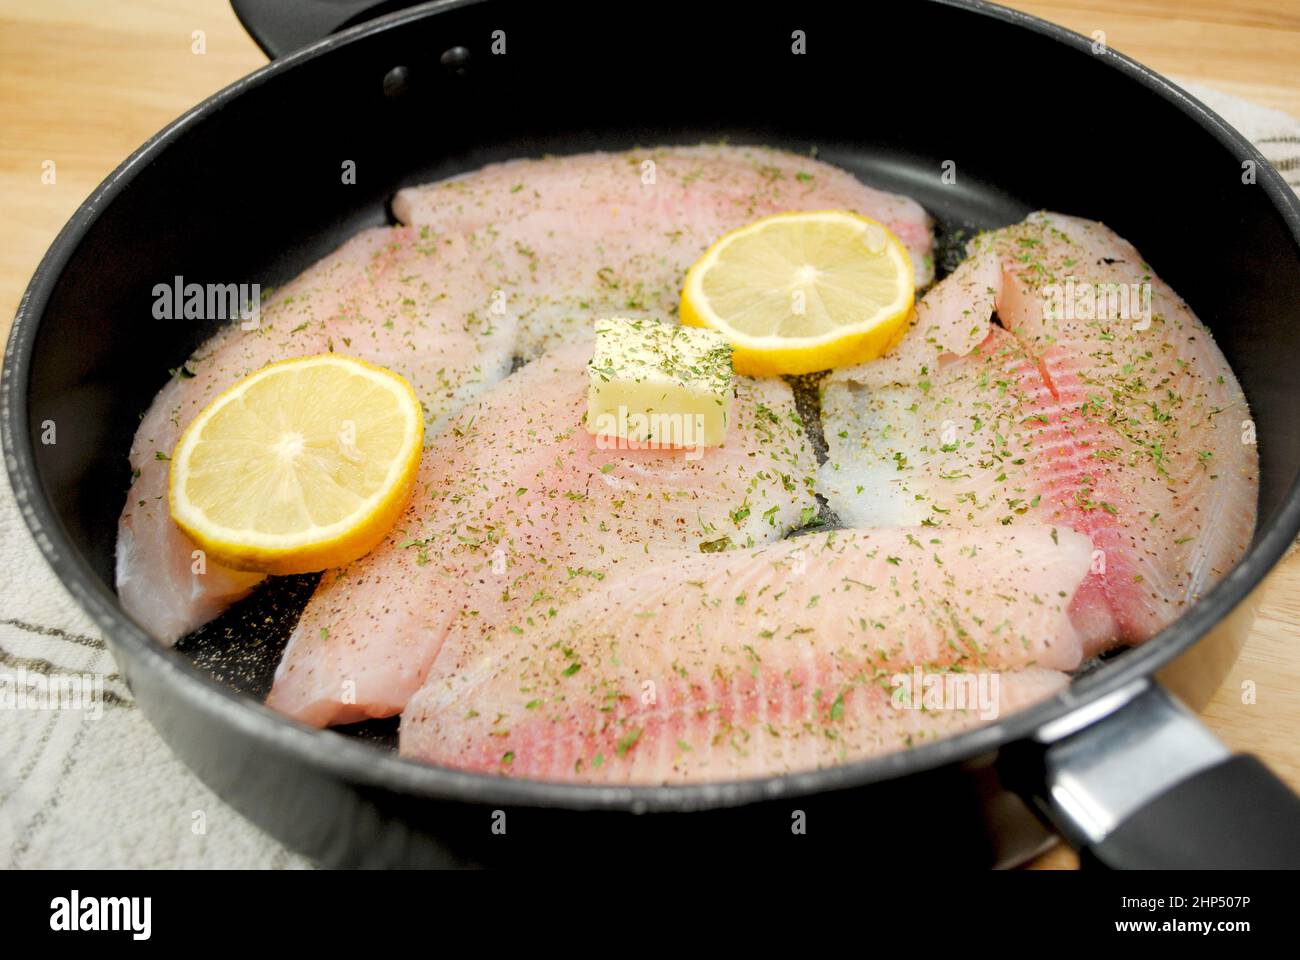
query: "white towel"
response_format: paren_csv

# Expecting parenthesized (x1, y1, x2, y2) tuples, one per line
(2, 82, 1297, 868)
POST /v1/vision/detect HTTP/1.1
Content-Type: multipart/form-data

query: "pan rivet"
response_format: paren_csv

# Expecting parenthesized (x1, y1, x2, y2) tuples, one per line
(383, 65, 411, 98)
(440, 46, 471, 76)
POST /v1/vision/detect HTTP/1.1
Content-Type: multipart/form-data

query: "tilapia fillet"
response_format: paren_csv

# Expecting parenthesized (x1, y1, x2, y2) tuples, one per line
(392, 143, 936, 358)
(266, 342, 819, 727)
(116, 226, 516, 642)
(116, 144, 935, 644)
(399, 527, 1088, 782)
(819, 212, 1258, 650)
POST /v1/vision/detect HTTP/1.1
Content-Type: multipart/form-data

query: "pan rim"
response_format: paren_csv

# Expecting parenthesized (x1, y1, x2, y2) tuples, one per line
(4, 0, 1300, 813)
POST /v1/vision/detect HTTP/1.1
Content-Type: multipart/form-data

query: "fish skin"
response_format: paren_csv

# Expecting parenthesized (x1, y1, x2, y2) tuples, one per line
(116, 226, 517, 643)
(819, 212, 1258, 650)
(399, 526, 1088, 783)
(118, 145, 934, 645)
(266, 341, 819, 727)
(393, 144, 936, 358)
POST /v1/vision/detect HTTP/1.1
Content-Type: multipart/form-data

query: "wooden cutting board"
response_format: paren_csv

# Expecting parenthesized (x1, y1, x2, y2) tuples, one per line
(1, 0, 1297, 869)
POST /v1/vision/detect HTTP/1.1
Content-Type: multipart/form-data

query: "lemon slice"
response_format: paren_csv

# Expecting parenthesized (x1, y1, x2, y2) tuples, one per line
(169, 355, 423, 575)
(680, 210, 915, 376)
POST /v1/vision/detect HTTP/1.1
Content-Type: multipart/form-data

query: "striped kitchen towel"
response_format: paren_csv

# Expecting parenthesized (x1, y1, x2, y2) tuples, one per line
(1177, 81, 1300, 192)
(1, 83, 1297, 869)
(0, 463, 310, 868)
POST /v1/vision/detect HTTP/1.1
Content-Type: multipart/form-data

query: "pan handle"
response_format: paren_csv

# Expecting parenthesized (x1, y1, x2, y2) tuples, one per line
(230, 0, 420, 59)
(1016, 681, 1300, 868)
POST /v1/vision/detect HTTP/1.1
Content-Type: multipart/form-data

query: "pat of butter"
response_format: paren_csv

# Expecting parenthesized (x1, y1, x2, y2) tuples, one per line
(586, 317, 733, 450)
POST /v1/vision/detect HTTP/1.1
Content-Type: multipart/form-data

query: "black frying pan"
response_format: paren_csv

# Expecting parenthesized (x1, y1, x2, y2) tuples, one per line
(5, 0, 1300, 868)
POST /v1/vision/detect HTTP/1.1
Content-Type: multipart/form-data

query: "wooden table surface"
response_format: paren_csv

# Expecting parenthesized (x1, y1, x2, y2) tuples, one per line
(1, 0, 1297, 869)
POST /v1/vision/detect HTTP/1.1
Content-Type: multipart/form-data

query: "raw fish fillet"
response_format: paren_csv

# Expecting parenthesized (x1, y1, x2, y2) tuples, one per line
(819, 213, 1257, 649)
(392, 144, 935, 358)
(267, 341, 818, 726)
(399, 526, 1088, 782)
(117, 145, 933, 644)
(116, 226, 515, 642)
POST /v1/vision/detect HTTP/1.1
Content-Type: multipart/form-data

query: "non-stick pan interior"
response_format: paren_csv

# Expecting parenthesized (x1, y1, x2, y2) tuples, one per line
(167, 147, 1024, 748)
(18, 2, 1300, 747)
